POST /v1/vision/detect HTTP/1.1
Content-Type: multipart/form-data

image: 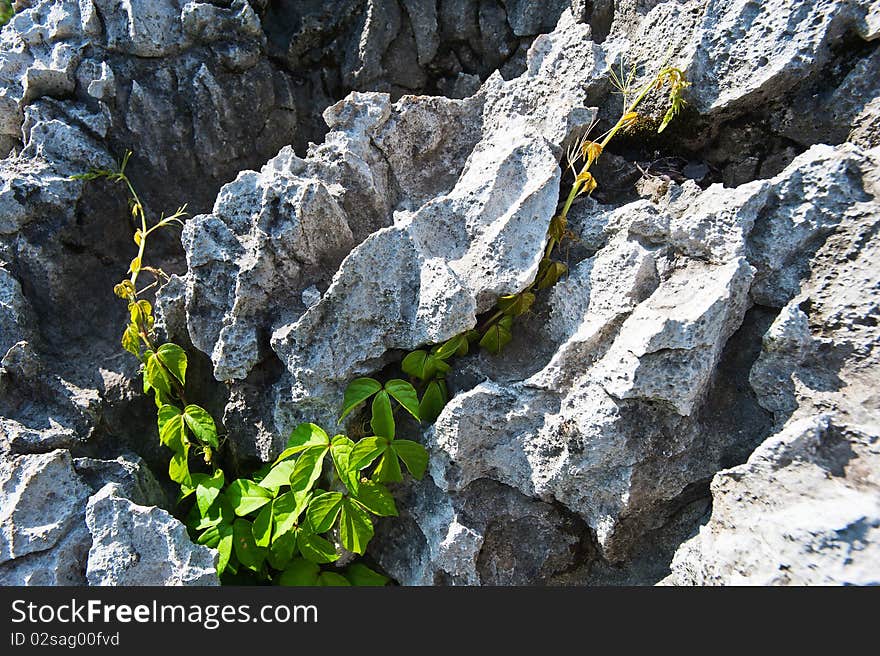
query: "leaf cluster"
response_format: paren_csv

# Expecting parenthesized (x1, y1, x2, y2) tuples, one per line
(186, 375, 429, 584)
(83, 60, 692, 584)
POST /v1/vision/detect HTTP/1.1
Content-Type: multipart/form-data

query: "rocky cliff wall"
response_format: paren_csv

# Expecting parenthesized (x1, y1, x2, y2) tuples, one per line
(0, 0, 877, 585)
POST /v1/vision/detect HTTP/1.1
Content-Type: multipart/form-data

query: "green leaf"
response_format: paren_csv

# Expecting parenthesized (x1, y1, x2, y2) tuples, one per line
(384, 379, 420, 421)
(330, 435, 359, 494)
(168, 443, 191, 486)
(401, 350, 443, 381)
(216, 525, 234, 576)
(317, 572, 351, 586)
(535, 259, 567, 290)
(268, 529, 298, 571)
(273, 489, 312, 537)
(156, 343, 187, 385)
(259, 459, 297, 492)
(179, 483, 196, 503)
(418, 379, 447, 423)
(197, 525, 223, 548)
(353, 480, 398, 517)
(497, 292, 535, 317)
(194, 469, 224, 515)
(349, 436, 388, 471)
(143, 350, 171, 398)
(189, 494, 233, 530)
(289, 445, 329, 493)
(372, 449, 403, 483)
(339, 377, 382, 420)
(338, 498, 374, 555)
(297, 529, 339, 564)
(392, 439, 429, 480)
(157, 405, 185, 450)
(370, 390, 395, 439)
(274, 423, 330, 464)
(432, 334, 467, 360)
(121, 323, 140, 356)
(252, 501, 273, 548)
(344, 563, 390, 586)
(232, 519, 265, 571)
(226, 479, 273, 516)
(278, 559, 319, 586)
(306, 491, 344, 533)
(479, 318, 513, 354)
(183, 404, 218, 449)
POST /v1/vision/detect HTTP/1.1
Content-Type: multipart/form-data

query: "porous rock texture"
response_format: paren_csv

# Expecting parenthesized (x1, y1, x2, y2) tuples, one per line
(0, 0, 878, 586)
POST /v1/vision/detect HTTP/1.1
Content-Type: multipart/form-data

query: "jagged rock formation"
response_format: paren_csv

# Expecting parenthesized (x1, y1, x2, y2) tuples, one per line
(0, 0, 878, 585)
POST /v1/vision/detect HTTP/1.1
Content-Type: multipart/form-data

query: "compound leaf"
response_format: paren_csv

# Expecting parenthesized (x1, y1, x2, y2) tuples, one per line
(121, 323, 140, 356)
(385, 379, 420, 421)
(156, 343, 187, 385)
(273, 489, 312, 537)
(275, 423, 330, 464)
(479, 320, 513, 355)
(339, 377, 382, 420)
(183, 404, 218, 449)
(252, 501, 273, 548)
(143, 350, 171, 398)
(349, 436, 388, 471)
(226, 479, 273, 516)
(306, 491, 344, 534)
(168, 442, 191, 486)
(418, 379, 447, 424)
(370, 390, 395, 439)
(392, 439, 429, 480)
(297, 529, 339, 564)
(497, 292, 535, 317)
(157, 405, 185, 451)
(268, 529, 298, 571)
(338, 498, 374, 555)
(401, 350, 430, 380)
(259, 459, 297, 492)
(353, 480, 397, 517)
(232, 518, 265, 571)
(216, 524, 234, 576)
(330, 434, 359, 494)
(194, 469, 224, 515)
(372, 449, 403, 484)
(289, 445, 329, 493)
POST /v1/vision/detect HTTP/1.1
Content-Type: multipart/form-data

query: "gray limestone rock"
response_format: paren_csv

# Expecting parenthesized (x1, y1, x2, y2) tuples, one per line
(664, 415, 880, 585)
(0, 449, 91, 565)
(85, 483, 219, 586)
(0, 450, 92, 585)
(2, 0, 879, 588)
(664, 145, 880, 585)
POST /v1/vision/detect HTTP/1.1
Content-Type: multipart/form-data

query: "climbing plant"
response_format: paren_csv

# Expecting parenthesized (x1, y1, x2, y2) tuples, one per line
(73, 57, 687, 586)
(399, 59, 689, 417)
(73, 155, 427, 585)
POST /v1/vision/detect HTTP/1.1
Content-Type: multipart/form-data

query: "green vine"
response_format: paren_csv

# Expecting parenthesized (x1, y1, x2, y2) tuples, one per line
(72, 58, 687, 586)
(399, 61, 689, 417)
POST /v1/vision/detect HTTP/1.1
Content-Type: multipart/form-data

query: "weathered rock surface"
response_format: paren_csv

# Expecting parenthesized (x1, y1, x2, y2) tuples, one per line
(663, 415, 880, 585)
(0, 450, 92, 585)
(1, 0, 879, 586)
(0, 448, 184, 585)
(664, 152, 880, 584)
(400, 143, 877, 577)
(85, 483, 218, 586)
